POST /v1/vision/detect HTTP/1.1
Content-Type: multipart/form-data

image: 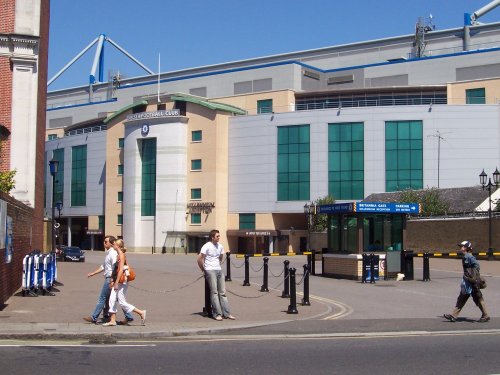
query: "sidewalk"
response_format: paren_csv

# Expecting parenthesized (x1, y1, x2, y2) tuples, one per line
(0, 252, 329, 339)
(0, 252, 499, 340)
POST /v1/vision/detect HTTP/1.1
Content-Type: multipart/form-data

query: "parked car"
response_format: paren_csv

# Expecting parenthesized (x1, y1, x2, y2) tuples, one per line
(55, 245, 67, 261)
(62, 246, 85, 262)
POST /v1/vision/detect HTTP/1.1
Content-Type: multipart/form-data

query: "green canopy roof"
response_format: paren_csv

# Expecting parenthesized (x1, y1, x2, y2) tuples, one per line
(170, 94, 247, 115)
(103, 100, 148, 124)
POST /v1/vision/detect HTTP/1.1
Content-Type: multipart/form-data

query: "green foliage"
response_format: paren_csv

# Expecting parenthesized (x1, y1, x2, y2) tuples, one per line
(0, 169, 16, 193)
(398, 187, 449, 216)
(311, 195, 335, 232)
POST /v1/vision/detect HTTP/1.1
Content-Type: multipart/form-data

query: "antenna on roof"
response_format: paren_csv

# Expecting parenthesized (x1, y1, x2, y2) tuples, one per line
(427, 130, 451, 188)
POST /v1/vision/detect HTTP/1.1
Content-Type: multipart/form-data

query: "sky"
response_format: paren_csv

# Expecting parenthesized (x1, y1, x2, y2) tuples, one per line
(48, 0, 500, 91)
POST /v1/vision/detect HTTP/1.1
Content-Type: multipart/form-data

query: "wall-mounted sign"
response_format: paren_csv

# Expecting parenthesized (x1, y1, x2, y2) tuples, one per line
(86, 229, 103, 235)
(318, 202, 421, 214)
(187, 202, 215, 214)
(141, 123, 150, 136)
(127, 109, 180, 121)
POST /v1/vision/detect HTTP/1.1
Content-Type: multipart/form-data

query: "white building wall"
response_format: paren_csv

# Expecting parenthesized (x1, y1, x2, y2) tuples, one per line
(122, 118, 187, 252)
(228, 104, 500, 213)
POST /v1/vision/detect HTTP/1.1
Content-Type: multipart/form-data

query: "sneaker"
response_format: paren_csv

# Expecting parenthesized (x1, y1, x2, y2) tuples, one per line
(102, 321, 116, 327)
(478, 316, 491, 323)
(443, 314, 456, 322)
(83, 316, 97, 324)
(224, 315, 236, 320)
(117, 319, 129, 326)
(214, 315, 223, 321)
(141, 310, 147, 326)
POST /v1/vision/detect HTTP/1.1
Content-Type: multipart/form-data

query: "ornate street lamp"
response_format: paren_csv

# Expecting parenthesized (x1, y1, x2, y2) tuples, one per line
(49, 158, 59, 253)
(303, 201, 316, 252)
(479, 168, 500, 259)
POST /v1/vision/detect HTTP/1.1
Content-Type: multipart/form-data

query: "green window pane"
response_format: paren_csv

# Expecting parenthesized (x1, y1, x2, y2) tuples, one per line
(117, 214, 123, 225)
(329, 125, 340, 141)
(386, 139, 398, 150)
(340, 126, 351, 141)
(71, 145, 87, 206)
(239, 213, 255, 229)
(411, 150, 423, 169)
(398, 150, 411, 169)
(141, 138, 156, 216)
(117, 191, 123, 202)
(191, 159, 202, 170)
(118, 138, 124, 148)
(118, 164, 124, 175)
(191, 188, 201, 199)
(98, 216, 104, 230)
(385, 122, 397, 140)
(190, 213, 201, 224)
(257, 99, 273, 114)
(466, 88, 485, 104)
(278, 128, 288, 144)
(410, 122, 423, 138)
(398, 122, 410, 139)
(352, 124, 364, 140)
(191, 130, 202, 142)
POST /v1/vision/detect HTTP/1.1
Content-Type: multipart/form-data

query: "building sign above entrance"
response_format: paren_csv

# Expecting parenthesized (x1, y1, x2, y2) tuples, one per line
(187, 202, 215, 214)
(126, 109, 180, 121)
(318, 202, 421, 214)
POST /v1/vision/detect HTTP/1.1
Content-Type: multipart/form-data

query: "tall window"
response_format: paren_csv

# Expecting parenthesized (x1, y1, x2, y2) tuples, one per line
(328, 122, 364, 199)
(385, 120, 423, 192)
(277, 125, 310, 201)
(141, 138, 157, 216)
(118, 164, 124, 175)
(48, 134, 58, 141)
(466, 88, 485, 104)
(117, 214, 123, 225)
(117, 191, 123, 202)
(53, 148, 64, 205)
(239, 213, 255, 230)
(71, 145, 87, 206)
(257, 99, 273, 114)
(98, 216, 104, 230)
(118, 138, 124, 148)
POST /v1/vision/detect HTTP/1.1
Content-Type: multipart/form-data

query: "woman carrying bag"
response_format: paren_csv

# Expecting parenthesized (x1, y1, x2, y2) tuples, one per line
(103, 239, 147, 326)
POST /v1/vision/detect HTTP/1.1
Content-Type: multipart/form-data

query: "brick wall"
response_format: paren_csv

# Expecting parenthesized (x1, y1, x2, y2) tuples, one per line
(407, 217, 500, 253)
(0, 192, 35, 306)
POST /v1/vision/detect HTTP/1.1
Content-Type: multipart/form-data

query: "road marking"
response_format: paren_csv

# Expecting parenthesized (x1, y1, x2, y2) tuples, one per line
(303, 294, 354, 320)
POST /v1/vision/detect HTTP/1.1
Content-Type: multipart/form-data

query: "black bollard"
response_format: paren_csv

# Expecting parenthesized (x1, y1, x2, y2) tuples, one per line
(307, 253, 312, 276)
(202, 276, 212, 317)
(225, 252, 232, 281)
(287, 267, 298, 314)
(243, 254, 250, 286)
(261, 257, 269, 292)
(362, 253, 369, 283)
(370, 253, 375, 284)
(423, 252, 431, 281)
(301, 264, 310, 306)
(281, 260, 290, 298)
(311, 250, 316, 276)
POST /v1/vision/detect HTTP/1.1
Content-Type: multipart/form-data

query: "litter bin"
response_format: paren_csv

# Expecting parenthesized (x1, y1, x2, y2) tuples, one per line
(401, 250, 414, 281)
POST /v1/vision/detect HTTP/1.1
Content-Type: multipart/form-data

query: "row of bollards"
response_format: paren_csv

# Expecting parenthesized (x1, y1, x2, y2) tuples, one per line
(205, 255, 312, 316)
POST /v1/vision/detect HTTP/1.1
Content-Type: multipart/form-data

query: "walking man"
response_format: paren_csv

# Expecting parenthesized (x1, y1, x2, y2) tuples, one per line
(84, 236, 134, 324)
(197, 229, 235, 321)
(444, 240, 490, 323)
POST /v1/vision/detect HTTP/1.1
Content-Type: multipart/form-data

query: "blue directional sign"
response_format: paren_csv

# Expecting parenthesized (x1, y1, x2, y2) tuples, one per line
(317, 202, 420, 214)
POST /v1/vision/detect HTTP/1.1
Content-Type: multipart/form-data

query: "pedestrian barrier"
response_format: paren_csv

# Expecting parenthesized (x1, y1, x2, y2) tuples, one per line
(21, 250, 57, 296)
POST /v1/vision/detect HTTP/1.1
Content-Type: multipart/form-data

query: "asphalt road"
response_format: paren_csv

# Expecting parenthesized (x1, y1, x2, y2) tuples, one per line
(2, 331, 500, 375)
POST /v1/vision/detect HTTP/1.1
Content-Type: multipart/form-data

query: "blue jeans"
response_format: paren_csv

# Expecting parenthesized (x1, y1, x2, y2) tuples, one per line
(91, 277, 133, 321)
(205, 269, 231, 318)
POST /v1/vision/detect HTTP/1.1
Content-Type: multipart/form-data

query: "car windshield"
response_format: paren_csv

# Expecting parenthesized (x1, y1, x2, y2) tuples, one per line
(65, 247, 81, 254)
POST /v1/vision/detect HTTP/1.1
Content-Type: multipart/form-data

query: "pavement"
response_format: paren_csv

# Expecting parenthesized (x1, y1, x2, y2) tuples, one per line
(1, 251, 500, 340)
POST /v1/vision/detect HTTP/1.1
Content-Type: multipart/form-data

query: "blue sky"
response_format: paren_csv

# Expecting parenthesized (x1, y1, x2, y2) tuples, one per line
(48, 0, 500, 91)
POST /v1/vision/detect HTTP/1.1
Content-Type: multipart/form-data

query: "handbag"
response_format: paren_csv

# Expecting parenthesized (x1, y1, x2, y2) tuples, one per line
(118, 258, 136, 283)
(478, 276, 487, 289)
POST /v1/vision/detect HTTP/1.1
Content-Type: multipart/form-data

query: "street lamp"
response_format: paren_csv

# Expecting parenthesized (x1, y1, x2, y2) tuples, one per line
(55, 201, 63, 247)
(479, 168, 500, 259)
(49, 158, 59, 253)
(303, 201, 316, 252)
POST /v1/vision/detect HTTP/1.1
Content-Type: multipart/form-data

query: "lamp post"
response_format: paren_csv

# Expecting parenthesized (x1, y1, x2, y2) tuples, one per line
(303, 201, 316, 252)
(479, 168, 500, 259)
(49, 158, 59, 253)
(55, 201, 63, 247)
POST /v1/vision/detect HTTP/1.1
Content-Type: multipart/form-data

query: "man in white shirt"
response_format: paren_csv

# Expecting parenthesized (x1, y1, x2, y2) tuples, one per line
(197, 229, 235, 321)
(83, 236, 134, 324)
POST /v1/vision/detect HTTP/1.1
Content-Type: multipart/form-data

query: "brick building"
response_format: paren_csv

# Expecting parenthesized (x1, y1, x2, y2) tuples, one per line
(0, 0, 50, 305)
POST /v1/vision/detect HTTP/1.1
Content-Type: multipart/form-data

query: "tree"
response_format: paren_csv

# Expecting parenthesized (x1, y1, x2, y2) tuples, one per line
(0, 169, 16, 193)
(398, 187, 449, 216)
(311, 195, 335, 232)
